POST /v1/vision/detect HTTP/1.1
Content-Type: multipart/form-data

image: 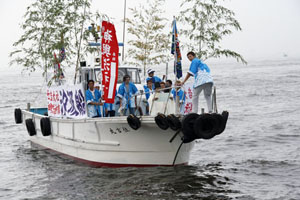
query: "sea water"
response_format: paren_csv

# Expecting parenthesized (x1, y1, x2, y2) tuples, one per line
(0, 58, 300, 200)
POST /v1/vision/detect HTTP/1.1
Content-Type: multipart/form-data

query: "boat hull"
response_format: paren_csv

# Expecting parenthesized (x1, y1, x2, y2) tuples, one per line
(21, 110, 194, 167)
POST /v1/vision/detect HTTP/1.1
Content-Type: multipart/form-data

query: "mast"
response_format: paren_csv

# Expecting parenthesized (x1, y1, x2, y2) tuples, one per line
(122, 0, 127, 62)
(74, 0, 88, 84)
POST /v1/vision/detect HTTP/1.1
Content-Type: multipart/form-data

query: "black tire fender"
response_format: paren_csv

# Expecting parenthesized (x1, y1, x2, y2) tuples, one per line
(40, 117, 51, 136)
(14, 108, 22, 124)
(127, 114, 141, 130)
(194, 114, 220, 139)
(155, 113, 169, 130)
(25, 119, 36, 136)
(211, 113, 224, 135)
(181, 113, 199, 142)
(167, 114, 181, 131)
(215, 111, 229, 135)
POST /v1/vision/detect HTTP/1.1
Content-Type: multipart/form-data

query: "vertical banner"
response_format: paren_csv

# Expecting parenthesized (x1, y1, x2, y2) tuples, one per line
(101, 21, 119, 104)
(47, 84, 87, 118)
(47, 87, 61, 117)
(183, 83, 194, 114)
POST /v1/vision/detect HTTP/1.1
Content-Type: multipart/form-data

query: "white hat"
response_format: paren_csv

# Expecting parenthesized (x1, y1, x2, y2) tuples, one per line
(147, 68, 155, 74)
(94, 83, 101, 87)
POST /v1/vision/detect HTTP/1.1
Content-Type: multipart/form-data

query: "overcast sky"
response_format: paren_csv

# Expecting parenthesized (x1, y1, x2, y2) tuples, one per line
(0, 0, 300, 72)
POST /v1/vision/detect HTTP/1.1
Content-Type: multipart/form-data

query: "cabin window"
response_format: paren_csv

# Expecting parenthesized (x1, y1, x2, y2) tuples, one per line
(117, 68, 141, 84)
(127, 68, 141, 84)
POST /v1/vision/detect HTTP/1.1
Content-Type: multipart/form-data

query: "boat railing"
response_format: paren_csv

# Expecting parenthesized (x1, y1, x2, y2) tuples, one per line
(121, 85, 183, 117)
(124, 84, 219, 116)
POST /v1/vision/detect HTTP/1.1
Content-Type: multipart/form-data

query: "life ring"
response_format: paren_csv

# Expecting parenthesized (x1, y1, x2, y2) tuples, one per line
(40, 117, 51, 136)
(193, 114, 220, 139)
(14, 108, 22, 124)
(214, 111, 229, 135)
(25, 119, 36, 136)
(167, 114, 181, 131)
(181, 113, 199, 142)
(127, 114, 141, 130)
(155, 113, 169, 130)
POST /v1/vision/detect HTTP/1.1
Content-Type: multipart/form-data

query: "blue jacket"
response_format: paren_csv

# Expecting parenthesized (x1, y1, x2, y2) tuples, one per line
(146, 76, 162, 89)
(171, 89, 185, 104)
(188, 58, 210, 75)
(143, 85, 153, 100)
(171, 88, 186, 114)
(117, 82, 138, 108)
(188, 58, 213, 88)
(86, 89, 102, 117)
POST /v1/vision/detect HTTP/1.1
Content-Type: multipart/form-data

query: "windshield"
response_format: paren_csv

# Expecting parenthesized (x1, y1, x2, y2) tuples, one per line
(117, 68, 141, 84)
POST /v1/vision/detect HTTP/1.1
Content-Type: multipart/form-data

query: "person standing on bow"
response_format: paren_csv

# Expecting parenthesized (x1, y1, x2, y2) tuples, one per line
(117, 75, 139, 116)
(86, 80, 103, 118)
(146, 69, 162, 89)
(181, 51, 213, 113)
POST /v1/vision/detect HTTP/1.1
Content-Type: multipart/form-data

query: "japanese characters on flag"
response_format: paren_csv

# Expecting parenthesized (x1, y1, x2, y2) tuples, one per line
(183, 83, 194, 115)
(47, 84, 87, 118)
(101, 21, 119, 104)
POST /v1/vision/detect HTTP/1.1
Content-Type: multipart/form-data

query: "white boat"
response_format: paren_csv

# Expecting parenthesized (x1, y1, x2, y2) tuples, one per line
(20, 109, 194, 167)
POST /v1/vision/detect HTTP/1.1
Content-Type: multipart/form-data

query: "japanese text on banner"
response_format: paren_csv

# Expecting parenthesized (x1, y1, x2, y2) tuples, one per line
(101, 21, 119, 104)
(183, 83, 194, 115)
(47, 88, 61, 117)
(47, 84, 87, 118)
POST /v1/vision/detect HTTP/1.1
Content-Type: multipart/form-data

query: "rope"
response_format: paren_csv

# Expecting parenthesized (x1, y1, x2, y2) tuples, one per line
(172, 141, 184, 166)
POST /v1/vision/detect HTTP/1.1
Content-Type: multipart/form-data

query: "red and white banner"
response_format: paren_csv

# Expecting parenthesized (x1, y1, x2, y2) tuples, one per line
(101, 21, 119, 104)
(183, 83, 194, 114)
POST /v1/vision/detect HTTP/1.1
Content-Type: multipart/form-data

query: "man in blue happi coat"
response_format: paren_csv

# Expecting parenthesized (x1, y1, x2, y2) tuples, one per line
(86, 80, 103, 117)
(117, 75, 139, 116)
(181, 51, 213, 113)
(146, 69, 162, 89)
(143, 79, 153, 115)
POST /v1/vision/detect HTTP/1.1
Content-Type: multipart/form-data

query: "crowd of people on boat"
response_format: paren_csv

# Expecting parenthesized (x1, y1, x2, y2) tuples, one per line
(85, 70, 185, 118)
(85, 51, 214, 118)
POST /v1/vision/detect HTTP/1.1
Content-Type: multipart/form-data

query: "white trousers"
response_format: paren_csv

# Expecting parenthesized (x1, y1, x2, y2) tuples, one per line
(192, 82, 213, 113)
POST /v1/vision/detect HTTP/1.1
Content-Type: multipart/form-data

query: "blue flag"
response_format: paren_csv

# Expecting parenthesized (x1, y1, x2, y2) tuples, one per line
(171, 18, 182, 79)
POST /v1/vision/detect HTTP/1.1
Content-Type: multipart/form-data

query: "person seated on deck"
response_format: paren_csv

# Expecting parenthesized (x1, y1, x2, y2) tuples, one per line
(160, 81, 167, 92)
(148, 81, 176, 115)
(165, 80, 173, 93)
(151, 82, 163, 101)
(171, 80, 186, 114)
(143, 79, 153, 115)
(146, 69, 162, 89)
(117, 75, 139, 116)
(86, 80, 103, 118)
